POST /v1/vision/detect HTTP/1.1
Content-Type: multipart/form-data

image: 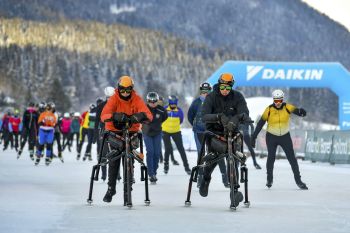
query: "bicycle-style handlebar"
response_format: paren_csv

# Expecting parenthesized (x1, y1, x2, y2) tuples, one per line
(203, 113, 253, 132)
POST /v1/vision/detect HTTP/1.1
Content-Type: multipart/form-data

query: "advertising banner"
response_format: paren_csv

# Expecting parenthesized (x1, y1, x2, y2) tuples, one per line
(207, 61, 350, 130)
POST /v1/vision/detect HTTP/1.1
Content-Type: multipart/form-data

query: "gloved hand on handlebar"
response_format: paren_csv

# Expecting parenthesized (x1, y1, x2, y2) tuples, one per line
(130, 112, 148, 124)
(241, 113, 253, 123)
(218, 114, 230, 127)
(113, 112, 129, 123)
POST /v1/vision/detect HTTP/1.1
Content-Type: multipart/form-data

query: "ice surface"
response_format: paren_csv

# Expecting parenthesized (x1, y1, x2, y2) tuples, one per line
(0, 131, 349, 233)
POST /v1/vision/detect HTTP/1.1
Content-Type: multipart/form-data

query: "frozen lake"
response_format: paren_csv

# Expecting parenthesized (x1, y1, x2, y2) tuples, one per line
(1, 141, 350, 233)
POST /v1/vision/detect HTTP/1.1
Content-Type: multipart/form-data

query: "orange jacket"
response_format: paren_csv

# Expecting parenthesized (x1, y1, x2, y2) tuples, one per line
(38, 111, 57, 129)
(101, 90, 153, 132)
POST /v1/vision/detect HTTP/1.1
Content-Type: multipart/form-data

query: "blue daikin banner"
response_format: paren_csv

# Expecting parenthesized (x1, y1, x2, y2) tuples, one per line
(207, 61, 350, 130)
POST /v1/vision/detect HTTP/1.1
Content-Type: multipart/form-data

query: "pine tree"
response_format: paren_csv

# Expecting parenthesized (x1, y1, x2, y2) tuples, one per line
(48, 78, 71, 112)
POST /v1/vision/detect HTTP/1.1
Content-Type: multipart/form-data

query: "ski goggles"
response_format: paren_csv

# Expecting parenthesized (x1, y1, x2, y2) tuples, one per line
(273, 99, 283, 104)
(148, 99, 158, 104)
(119, 87, 133, 94)
(219, 85, 232, 91)
(200, 90, 211, 94)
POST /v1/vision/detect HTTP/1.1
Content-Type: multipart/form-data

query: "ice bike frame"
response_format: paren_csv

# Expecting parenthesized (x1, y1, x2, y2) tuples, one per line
(87, 121, 150, 207)
(185, 118, 254, 210)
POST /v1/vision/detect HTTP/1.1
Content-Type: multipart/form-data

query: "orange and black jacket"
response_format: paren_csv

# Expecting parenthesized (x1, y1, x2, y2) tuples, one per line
(101, 90, 153, 132)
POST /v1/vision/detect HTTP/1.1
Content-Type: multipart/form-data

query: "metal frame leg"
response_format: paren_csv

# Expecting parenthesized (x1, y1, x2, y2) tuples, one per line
(185, 167, 198, 206)
(143, 165, 151, 205)
(87, 165, 99, 204)
(240, 165, 250, 207)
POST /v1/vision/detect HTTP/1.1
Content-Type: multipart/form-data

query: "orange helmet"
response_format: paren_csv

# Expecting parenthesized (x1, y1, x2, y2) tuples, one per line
(218, 73, 234, 86)
(118, 76, 134, 88)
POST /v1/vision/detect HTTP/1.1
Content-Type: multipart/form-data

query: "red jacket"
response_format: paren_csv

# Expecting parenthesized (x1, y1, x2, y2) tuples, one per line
(101, 90, 153, 132)
(9, 117, 21, 133)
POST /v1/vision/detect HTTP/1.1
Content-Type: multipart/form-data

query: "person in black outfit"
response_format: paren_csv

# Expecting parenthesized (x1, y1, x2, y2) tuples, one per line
(94, 86, 115, 181)
(199, 73, 250, 201)
(50, 102, 64, 162)
(18, 102, 39, 160)
(142, 92, 168, 183)
(188, 82, 229, 188)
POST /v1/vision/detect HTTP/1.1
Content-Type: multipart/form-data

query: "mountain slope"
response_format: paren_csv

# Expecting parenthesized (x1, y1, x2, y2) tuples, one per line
(1, 0, 349, 68)
(0, 17, 237, 110)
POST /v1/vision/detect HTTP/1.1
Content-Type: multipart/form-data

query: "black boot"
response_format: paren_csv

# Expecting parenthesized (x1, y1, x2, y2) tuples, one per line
(17, 149, 22, 159)
(266, 175, 273, 188)
(172, 159, 179, 165)
(295, 177, 308, 190)
(222, 173, 230, 188)
(296, 181, 308, 190)
(58, 152, 64, 163)
(103, 186, 116, 203)
(34, 157, 41, 166)
(45, 157, 52, 166)
(199, 177, 211, 197)
(184, 166, 191, 175)
(254, 162, 262, 169)
(164, 162, 169, 174)
(149, 176, 157, 184)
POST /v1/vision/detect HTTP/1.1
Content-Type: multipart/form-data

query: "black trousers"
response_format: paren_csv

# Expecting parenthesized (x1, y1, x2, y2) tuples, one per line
(20, 127, 37, 154)
(78, 128, 94, 156)
(243, 134, 258, 164)
(13, 131, 19, 149)
(62, 133, 70, 151)
(106, 133, 129, 190)
(97, 130, 107, 180)
(53, 132, 62, 154)
(162, 131, 189, 168)
(69, 132, 79, 151)
(2, 129, 13, 149)
(197, 132, 227, 177)
(266, 132, 301, 182)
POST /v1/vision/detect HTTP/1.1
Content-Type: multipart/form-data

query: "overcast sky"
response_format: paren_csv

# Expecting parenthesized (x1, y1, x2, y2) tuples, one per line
(302, 0, 350, 31)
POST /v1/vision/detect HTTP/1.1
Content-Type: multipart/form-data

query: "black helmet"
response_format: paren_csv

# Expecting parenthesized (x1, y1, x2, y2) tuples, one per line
(89, 103, 96, 110)
(200, 82, 212, 91)
(96, 97, 103, 105)
(39, 101, 47, 109)
(47, 102, 55, 110)
(146, 92, 159, 103)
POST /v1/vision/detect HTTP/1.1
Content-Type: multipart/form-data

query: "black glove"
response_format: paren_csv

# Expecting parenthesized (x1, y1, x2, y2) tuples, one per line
(113, 112, 129, 123)
(299, 108, 307, 117)
(241, 113, 253, 123)
(219, 114, 230, 127)
(250, 136, 256, 148)
(130, 112, 147, 124)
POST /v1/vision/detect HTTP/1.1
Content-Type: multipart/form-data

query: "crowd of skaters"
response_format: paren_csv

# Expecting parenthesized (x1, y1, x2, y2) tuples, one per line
(1, 73, 308, 205)
(0, 80, 262, 179)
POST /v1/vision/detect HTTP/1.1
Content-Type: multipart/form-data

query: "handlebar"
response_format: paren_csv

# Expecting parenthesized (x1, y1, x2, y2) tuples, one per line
(203, 113, 253, 132)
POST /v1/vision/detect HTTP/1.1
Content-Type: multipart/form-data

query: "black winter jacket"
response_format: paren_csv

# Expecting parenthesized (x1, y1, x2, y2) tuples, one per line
(22, 108, 39, 131)
(142, 105, 168, 137)
(202, 84, 249, 133)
